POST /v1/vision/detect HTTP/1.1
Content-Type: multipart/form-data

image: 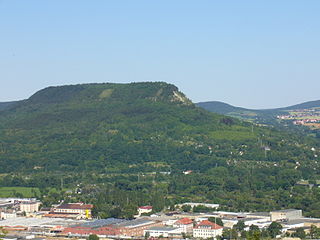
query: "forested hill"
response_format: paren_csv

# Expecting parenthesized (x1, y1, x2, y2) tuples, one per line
(197, 100, 320, 114)
(278, 99, 320, 110)
(0, 101, 19, 111)
(196, 101, 252, 115)
(0, 82, 318, 175)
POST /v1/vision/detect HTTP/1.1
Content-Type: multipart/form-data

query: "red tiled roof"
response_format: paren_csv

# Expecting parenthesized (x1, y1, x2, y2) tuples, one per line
(139, 205, 152, 210)
(195, 220, 223, 230)
(175, 218, 193, 225)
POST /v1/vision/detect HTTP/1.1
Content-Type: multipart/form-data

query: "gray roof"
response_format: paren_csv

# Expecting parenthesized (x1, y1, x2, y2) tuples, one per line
(246, 212, 270, 217)
(283, 219, 306, 225)
(271, 209, 300, 213)
(78, 218, 126, 228)
(284, 218, 320, 225)
(115, 218, 154, 228)
(146, 227, 179, 231)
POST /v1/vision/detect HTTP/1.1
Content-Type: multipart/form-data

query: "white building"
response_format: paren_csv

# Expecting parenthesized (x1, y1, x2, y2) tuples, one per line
(193, 220, 223, 239)
(173, 218, 193, 233)
(137, 206, 153, 216)
(270, 209, 302, 221)
(20, 201, 41, 213)
(144, 226, 182, 238)
(0, 211, 17, 220)
(176, 202, 220, 209)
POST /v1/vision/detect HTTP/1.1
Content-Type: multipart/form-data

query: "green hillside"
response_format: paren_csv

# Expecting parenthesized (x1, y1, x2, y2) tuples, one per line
(1, 82, 320, 217)
(0, 82, 314, 173)
(0, 101, 18, 111)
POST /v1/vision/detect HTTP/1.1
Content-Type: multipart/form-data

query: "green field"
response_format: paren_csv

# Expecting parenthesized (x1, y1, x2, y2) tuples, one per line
(0, 187, 40, 198)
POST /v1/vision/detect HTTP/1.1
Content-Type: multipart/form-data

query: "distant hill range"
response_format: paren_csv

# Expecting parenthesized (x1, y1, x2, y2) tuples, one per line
(197, 100, 320, 131)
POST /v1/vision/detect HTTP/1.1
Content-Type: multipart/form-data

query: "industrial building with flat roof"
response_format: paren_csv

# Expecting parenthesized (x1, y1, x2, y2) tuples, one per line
(62, 217, 163, 237)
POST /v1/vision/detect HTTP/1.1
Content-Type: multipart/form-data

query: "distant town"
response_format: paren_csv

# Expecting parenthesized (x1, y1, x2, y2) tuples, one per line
(1, 198, 320, 240)
(277, 108, 320, 129)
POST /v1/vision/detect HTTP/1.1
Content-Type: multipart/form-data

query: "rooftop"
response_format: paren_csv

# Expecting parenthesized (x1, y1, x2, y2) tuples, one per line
(271, 209, 301, 213)
(139, 206, 153, 210)
(246, 212, 270, 217)
(0, 217, 85, 228)
(147, 226, 180, 232)
(175, 218, 193, 225)
(78, 218, 126, 228)
(116, 218, 155, 228)
(195, 220, 223, 230)
(56, 203, 93, 210)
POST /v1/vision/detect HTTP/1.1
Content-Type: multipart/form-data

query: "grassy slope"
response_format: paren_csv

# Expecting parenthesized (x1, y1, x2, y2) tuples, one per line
(0, 187, 40, 197)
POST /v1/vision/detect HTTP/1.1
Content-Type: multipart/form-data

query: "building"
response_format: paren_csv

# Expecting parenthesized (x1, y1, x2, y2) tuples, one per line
(270, 209, 302, 222)
(19, 201, 41, 213)
(176, 202, 220, 210)
(183, 170, 193, 175)
(0, 216, 84, 233)
(116, 218, 162, 237)
(63, 218, 163, 237)
(62, 218, 126, 237)
(0, 211, 17, 220)
(46, 203, 93, 219)
(144, 226, 182, 238)
(193, 220, 223, 239)
(137, 206, 153, 216)
(173, 218, 193, 233)
(246, 212, 271, 221)
(0, 198, 41, 213)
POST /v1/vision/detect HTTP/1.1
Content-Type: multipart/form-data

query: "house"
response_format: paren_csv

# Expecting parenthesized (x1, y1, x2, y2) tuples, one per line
(138, 206, 153, 216)
(193, 220, 223, 239)
(173, 218, 193, 233)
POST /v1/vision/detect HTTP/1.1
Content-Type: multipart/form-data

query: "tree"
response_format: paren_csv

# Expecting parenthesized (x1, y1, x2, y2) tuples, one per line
(249, 225, 259, 232)
(181, 204, 191, 212)
(208, 217, 224, 226)
(88, 234, 99, 240)
(247, 230, 261, 240)
(0, 227, 8, 239)
(310, 225, 319, 239)
(310, 225, 320, 239)
(267, 222, 282, 238)
(222, 229, 238, 239)
(234, 220, 245, 232)
(145, 231, 150, 239)
(292, 228, 306, 239)
(247, 225, 261, 240)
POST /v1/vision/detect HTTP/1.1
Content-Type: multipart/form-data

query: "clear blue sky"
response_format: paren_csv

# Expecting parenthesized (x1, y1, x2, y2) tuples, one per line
(0, 0, 319, 109)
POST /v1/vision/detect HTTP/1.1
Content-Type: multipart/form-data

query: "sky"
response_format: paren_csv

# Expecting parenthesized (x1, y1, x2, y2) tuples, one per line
(0, 1, 319, 109)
